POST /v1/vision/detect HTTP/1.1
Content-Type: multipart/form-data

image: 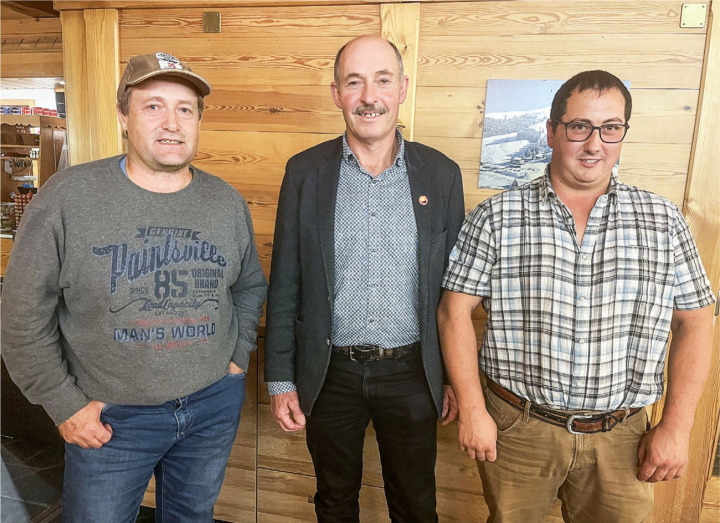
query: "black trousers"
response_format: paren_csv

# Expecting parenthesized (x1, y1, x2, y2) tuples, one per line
(306, 350, 439, 523)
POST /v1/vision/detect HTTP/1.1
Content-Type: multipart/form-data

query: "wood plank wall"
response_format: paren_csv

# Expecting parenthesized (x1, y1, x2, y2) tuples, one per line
(0, 18, 63, 78)
(54, 1, 717, 521)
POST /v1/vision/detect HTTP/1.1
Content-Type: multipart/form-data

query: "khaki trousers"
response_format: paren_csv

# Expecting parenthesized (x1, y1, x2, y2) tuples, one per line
(477, 385, 653, 523)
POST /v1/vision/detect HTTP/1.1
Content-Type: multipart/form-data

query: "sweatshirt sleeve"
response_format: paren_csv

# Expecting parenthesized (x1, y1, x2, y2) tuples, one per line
(229, 202, 268, 371)
(1, 204, 91, 425)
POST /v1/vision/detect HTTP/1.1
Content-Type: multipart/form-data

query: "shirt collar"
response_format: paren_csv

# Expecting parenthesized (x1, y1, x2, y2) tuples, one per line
(341, 129, 406, 168)
(540, 164, 620, 203)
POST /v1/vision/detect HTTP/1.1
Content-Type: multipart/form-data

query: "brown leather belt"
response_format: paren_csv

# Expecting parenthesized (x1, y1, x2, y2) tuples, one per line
(486, 379, 643, 434)
(332, 342, 420, 362)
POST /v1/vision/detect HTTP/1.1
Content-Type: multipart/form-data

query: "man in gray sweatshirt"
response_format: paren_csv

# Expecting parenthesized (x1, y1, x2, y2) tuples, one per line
(1, 52, 267, 522)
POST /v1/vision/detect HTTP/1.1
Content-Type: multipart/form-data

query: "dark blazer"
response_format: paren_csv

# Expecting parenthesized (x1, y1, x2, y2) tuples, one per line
(265, 137, 465, 416)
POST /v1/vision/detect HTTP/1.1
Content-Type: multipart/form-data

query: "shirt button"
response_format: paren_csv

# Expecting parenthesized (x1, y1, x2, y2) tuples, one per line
(580, 296, 587, 302)
(578, 339, 585, 344)
(582, 254, 589, 261)
(325, 338, 330, 346)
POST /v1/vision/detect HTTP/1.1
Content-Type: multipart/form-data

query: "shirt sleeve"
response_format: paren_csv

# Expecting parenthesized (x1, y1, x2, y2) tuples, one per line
(230, 202, 268, 370)
(0, 204, 91, 425)
(267, 381, 298, 395)
(442, 203, 496, 297)
(671, 208, 715, 310)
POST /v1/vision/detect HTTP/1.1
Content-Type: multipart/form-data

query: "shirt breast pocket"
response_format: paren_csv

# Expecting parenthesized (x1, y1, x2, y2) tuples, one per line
(612, 243, 668, 306)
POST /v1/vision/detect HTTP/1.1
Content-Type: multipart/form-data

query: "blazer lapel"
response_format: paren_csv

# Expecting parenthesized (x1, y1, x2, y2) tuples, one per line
(317, 138, 343, 301)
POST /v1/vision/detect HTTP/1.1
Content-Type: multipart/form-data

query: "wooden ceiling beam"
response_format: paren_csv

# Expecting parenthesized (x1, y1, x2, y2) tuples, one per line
(3, 2, 58, 19)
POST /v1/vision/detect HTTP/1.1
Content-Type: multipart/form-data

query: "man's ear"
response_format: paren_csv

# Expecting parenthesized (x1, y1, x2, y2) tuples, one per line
(546, 118, 556, 148)
(117, 104, 128, 134)
(330, 82, 342, 109)
(399, 75, 409, 105)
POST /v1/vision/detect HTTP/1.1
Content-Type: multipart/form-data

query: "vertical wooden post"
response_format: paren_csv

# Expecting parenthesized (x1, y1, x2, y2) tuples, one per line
(60, 10, 90, 166)
(60, 8, 120, 166)
(84, 9, 121, 160)
(653, 0, 720, 521)
(381, 3, 420, 141)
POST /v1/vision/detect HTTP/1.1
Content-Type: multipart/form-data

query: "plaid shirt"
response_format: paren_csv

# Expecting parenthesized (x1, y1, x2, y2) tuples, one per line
(442, 170, 714, 411)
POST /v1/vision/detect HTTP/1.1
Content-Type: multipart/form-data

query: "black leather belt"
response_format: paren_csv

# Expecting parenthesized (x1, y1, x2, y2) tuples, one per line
(486, 379, 643, 434)
(332, 342, 421, 362)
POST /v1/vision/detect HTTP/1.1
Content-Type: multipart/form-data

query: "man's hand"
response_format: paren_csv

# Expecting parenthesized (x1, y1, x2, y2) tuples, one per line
(270, 391, 306, 432)
(58, 400, 113, 449)
(637, 423, 690, 483)
(457, 407, 498, 462)
(228, 362, 245, 374)
(441, 385, 459, 425)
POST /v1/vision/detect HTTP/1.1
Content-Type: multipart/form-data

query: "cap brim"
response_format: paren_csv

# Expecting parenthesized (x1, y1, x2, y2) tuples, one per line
(126, 69, 211, 97)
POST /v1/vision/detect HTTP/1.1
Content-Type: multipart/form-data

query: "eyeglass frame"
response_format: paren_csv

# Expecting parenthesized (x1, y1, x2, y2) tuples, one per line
(551, 118, 630, 144)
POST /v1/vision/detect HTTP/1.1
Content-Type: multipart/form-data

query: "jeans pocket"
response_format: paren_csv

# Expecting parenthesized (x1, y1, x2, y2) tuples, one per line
(225, 371, 246, 379)
(624, 408, 649, 436)
(100, 403, 113, 413)
(483, 385, 523, 433)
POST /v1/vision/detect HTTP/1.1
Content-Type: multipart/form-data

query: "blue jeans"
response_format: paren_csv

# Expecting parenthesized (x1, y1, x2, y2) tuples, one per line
(62, 373, 245, 523)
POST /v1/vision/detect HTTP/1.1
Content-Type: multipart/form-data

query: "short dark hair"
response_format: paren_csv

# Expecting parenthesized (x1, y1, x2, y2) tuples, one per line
(333, 37, 405, 84)
(550, 70, 631, 130)
(117, 83, 205, 119)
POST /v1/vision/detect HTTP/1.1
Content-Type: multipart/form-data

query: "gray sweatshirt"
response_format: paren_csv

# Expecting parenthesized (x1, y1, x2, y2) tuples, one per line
(1, 156, 267, 425)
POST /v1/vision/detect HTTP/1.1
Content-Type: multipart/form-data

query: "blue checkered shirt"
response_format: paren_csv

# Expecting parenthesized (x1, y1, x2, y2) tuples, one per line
(269, 131, 420, 396)
(442, 168, 715, 411)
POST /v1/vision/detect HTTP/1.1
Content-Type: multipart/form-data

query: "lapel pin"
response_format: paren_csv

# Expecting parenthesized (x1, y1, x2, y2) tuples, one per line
(419, 195, 428, 206)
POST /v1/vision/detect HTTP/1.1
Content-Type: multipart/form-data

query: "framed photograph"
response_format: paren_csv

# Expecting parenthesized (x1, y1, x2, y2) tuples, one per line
(478, 79, 563, 189)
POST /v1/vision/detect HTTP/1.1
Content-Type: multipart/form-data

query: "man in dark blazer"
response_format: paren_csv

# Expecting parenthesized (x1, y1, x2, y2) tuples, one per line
(265, 35, 465, 522)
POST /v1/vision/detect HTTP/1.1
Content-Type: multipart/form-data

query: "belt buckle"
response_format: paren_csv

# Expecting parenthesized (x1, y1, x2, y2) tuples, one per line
(348, 345, 377, 362)
(565, 413, 594, 434)
(348, 346, 360, 362)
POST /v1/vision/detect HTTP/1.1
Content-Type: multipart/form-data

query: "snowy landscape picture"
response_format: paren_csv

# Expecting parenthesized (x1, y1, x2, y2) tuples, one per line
(478, 79, 563, 189)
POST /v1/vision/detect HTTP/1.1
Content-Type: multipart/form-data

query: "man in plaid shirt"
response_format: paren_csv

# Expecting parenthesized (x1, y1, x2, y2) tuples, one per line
(438, 70, 715, 522)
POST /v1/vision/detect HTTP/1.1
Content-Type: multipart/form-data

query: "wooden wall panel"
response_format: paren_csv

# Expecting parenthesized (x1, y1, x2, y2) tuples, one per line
(419, 2, 706, 36)
(381, 3, 420, 138)
(200, 86, 344, 133)
(0, 18, 63, 78)
(417, 34, 705, 89)
(118, 6, 379, 90)
(118, 6, 379, 37)
(257, 468, 390, 522)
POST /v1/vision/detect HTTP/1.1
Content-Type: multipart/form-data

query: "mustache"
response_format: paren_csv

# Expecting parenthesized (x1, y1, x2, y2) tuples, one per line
(353, 104, 387, 115)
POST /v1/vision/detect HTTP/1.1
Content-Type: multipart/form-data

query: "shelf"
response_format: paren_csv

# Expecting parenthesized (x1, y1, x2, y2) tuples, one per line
(1, 145, 39, 150)
(1, 115, 65, 127)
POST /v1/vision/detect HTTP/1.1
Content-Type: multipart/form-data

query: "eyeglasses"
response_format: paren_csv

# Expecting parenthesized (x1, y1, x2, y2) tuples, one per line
(552, 119, 629, 143)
